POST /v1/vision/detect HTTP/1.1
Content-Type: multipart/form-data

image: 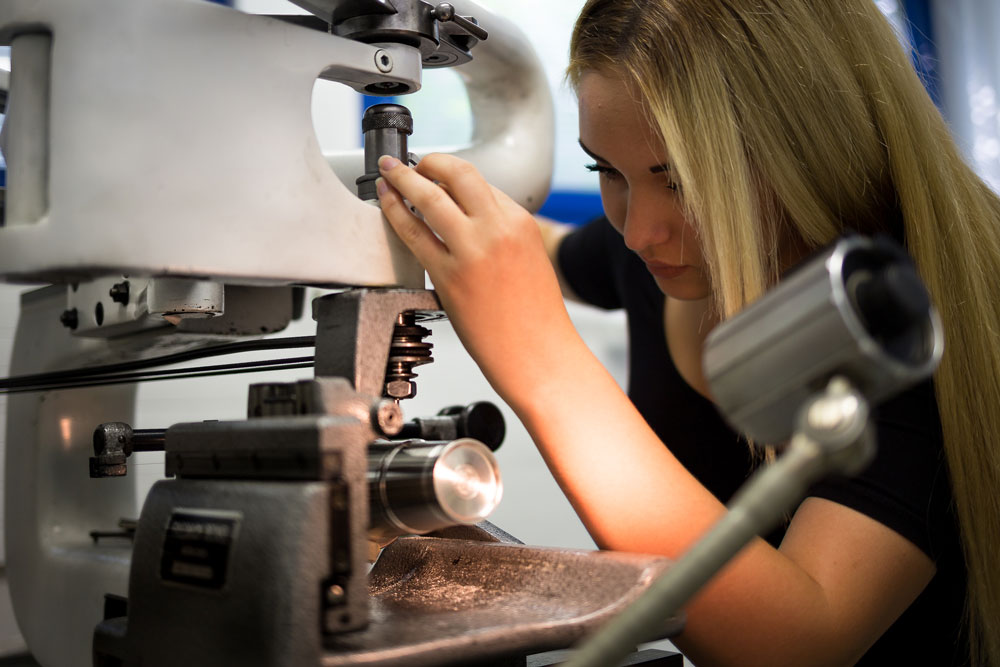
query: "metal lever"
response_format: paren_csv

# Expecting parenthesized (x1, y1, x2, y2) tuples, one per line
(431, 3, 488, 41)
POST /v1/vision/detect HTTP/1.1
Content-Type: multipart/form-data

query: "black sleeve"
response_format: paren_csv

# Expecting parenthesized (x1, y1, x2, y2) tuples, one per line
(556, 217, 628, 310)
(807, 379, 954, 561)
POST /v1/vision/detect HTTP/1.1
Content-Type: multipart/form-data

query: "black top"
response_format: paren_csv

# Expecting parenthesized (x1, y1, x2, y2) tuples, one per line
(557, 218, 968, 665)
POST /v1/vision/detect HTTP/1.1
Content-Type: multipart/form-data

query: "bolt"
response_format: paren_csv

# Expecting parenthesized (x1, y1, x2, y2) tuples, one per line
(374, 49, 393, 73)
(109, 281, 130, 305)
(385, 379, 417, 400)
(59, 308, 78, 330)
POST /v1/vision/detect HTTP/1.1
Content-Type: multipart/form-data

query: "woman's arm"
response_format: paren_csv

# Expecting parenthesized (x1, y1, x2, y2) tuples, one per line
(374, 153, 935, 666)
(534, 214, 583, 301)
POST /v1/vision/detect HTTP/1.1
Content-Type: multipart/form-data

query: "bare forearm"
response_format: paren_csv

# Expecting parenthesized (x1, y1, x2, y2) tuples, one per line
(506, 334, 724, 552)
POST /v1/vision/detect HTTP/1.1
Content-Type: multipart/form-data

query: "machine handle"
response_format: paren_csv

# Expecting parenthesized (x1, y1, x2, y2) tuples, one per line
(431, 3, 488, 41)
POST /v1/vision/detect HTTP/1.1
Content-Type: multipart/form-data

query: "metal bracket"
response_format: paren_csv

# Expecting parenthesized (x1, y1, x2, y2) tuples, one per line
(312, 288, 443, 399)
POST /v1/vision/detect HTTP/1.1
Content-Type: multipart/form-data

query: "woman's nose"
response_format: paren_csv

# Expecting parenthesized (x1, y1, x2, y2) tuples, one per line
(622, 194, 670, 252)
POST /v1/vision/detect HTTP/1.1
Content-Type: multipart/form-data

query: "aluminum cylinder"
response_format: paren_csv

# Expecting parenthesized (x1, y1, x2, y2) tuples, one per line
(368, 438, 502, 542)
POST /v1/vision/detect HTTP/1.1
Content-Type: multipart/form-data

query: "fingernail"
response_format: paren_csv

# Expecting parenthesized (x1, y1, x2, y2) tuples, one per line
(378, 155, 401, 171)
(376, 177, 388, 197)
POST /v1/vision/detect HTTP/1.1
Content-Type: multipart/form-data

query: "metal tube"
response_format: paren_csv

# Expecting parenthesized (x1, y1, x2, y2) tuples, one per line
(367, 438, 502, 542)
(131, 429, 166, 453)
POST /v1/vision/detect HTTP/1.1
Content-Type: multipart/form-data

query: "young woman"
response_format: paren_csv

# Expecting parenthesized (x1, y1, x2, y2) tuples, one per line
(373, 0, 1000, 664)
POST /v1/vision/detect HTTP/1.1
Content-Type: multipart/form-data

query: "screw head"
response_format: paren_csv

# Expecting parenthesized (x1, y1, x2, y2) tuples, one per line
(374, 49, 393, 73)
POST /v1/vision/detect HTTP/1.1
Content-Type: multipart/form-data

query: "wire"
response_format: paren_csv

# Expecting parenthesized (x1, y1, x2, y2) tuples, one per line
(0, 335, 316, 392)
(0, 358, 316, 395)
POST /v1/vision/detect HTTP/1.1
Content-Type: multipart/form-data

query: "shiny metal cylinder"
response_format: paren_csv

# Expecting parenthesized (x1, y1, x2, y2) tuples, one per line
(367, 438, 502, 542)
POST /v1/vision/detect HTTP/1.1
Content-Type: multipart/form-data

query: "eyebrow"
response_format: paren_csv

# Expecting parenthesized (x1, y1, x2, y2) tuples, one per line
(579, 139, 671, 174)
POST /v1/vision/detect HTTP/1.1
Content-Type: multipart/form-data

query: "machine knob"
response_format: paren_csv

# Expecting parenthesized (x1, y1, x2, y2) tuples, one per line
(430, 3, 488, 41)
(356, 103, 413, 201)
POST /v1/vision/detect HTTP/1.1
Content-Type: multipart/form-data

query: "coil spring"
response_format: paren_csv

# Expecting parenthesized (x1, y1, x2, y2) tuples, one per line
(384, 313, 433, 398)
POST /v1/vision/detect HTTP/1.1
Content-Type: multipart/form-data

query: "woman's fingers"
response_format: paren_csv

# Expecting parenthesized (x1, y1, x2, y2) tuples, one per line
(378, 156, 467, 241)
(376, 177, 448, 264)
(412, 153, 497, 217)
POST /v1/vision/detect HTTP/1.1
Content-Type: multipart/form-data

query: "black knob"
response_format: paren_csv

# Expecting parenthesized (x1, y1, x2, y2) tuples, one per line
(109, 281, 130, 305)
(438, 401, 506, 451)
(397, 401, 507, 451)
(357, 104, 413, 200)
(59, 308, 78, 330)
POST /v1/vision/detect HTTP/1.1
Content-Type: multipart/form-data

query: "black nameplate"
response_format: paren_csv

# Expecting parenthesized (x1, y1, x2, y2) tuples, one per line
(160, 510, 241, 590)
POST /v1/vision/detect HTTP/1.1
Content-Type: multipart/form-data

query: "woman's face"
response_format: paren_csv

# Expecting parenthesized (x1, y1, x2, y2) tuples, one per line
(577, 71, 712, 300)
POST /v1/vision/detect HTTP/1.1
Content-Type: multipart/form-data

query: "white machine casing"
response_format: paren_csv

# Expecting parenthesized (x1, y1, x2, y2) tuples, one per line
(0, 0, 553, 288)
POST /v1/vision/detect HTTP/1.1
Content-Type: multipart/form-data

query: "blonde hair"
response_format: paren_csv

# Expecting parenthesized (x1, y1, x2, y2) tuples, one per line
(569, 0, 1000, 663)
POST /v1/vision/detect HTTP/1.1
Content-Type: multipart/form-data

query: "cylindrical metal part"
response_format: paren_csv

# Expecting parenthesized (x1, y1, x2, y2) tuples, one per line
(147, 278, 224, 320)
(367, 438, 502, 542)
(398, 401, 506, 451)
(356, 104, 413, 201)
(704, 235, 943, 445)
(131, 429, 167, 453)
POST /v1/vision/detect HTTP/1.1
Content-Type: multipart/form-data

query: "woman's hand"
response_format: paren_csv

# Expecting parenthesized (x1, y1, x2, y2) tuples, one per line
(375, 153, 578, 406)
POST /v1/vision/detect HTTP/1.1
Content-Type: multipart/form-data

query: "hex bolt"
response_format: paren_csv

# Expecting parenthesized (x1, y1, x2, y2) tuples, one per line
(109, 281, 130, 305)
(385, 379, 417, 400)
(59, 308, 79, 330)
(374, 49, 393, 73)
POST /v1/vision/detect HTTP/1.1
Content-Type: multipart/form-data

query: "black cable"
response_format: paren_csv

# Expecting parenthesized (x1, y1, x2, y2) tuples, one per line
(0, 335, 316, 391)
(0, 357, 316, 395)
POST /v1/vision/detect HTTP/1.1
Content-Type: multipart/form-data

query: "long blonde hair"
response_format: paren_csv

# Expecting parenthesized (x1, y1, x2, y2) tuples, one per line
(569, 0, 1000, 663)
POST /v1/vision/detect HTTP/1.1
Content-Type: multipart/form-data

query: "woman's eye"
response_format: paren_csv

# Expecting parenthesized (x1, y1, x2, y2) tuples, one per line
(585, 163, 622, 181)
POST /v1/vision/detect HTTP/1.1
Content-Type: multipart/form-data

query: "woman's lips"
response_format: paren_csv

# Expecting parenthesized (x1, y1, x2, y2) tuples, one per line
(643, 261, 690, 279)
